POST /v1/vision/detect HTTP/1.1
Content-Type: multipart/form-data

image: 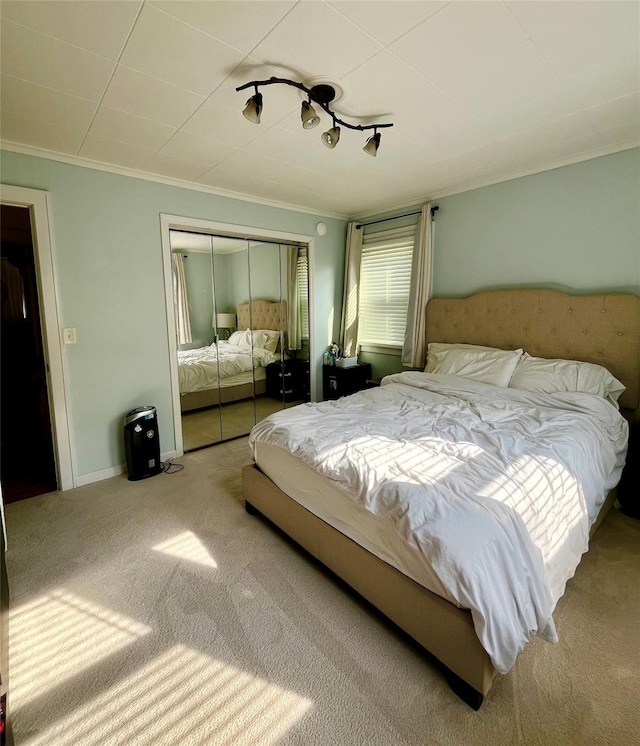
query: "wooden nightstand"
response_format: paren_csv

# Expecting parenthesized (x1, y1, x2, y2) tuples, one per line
(323, 363, 372, 400)
(266, 359, 310, 402)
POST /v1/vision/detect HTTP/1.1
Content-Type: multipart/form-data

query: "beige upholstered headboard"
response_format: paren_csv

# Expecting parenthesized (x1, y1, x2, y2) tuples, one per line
(237, 299, 287, 336)
(426, 289, 640, 410)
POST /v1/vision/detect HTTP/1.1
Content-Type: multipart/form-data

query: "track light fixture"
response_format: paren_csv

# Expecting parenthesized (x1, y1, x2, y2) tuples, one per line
(237, 76, 393, 155)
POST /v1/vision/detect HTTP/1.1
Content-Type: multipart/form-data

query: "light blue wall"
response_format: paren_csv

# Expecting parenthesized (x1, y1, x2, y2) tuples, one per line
(434, 148, 640, 297)
(1, 150, 347, 480)
(359, 148, 640, 379)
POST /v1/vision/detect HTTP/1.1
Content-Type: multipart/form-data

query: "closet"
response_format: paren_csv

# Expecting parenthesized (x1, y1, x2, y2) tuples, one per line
(170, 231, 310, 451)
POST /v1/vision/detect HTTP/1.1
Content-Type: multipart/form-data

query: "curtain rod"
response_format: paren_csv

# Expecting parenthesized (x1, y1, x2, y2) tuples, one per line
(355, 205, 439, 230)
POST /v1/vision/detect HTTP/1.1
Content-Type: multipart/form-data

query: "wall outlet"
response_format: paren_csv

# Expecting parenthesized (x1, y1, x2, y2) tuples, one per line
(63, 327, 77, 344)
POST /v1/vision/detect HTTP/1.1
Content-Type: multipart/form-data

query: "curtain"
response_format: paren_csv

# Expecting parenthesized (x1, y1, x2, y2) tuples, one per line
(402, 204, 433, 368)
(339, 222, 363, 357)
(172, 253, 192, 345)
(287, 245, 301, 350)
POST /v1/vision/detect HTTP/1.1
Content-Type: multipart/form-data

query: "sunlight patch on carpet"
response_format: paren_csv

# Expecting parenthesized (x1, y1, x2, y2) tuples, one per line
(10, 589, 151, 708)
(24, 644, 313, 745)
(152, 531, 218, 568)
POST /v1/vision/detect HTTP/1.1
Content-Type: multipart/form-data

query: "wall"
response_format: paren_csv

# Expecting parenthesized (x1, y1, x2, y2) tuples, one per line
(359, 148, 640, 379)
(0, 150, 347, 483)
(434, 148, 640, 297)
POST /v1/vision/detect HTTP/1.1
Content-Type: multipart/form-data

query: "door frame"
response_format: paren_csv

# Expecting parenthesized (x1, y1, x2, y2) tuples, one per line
(0, 185, 74, 490)
(160, 214, 316, 456)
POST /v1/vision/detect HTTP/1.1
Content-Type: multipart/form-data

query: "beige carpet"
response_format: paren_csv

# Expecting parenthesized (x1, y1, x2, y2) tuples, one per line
(5, 439, 640, 745)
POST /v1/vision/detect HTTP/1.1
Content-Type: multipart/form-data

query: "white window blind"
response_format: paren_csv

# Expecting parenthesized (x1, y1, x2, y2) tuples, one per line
(359, 226, 414, 347)
(297, 249, 309, 339)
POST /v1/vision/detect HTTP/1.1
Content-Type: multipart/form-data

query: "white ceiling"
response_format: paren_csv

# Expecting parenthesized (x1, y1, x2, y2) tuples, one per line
(1, 1, 638, 218)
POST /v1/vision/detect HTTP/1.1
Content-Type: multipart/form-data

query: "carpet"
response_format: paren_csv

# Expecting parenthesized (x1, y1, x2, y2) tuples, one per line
(5, 439, 640, 745)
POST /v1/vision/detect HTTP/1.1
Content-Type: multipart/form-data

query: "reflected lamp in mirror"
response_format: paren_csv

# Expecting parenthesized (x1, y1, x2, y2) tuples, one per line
(215, 313, 237, 340)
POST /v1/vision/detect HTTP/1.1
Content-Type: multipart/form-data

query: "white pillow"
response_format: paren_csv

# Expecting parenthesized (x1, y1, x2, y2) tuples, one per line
(509, 354, 581, 395)
(425, 343, 508, 373)
(509, 353, 625, 407)
(576, 361, 625, 406)
(429, 347, 523, 387)
(227, 330, 247, 346)
(253, 329, 280, 353)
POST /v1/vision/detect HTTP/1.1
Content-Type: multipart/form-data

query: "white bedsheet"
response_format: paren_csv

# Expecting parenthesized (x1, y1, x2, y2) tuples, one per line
(178, 341, 277, 394)
(249, 371, 628, 674)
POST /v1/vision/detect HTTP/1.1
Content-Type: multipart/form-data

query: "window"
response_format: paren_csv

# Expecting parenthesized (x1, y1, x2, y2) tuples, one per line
(297, 249, 309, 339)
(359, 226, 414, 347)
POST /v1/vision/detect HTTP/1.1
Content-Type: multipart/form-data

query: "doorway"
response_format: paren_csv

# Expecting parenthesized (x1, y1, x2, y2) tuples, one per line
(1, 205, 57, 502)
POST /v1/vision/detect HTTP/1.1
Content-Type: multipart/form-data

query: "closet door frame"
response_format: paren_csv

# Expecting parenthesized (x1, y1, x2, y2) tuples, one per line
(160, 214, 315, 457)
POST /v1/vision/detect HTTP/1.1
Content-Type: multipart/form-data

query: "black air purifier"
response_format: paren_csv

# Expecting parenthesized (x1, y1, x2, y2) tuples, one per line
(124, 406, 162, 481)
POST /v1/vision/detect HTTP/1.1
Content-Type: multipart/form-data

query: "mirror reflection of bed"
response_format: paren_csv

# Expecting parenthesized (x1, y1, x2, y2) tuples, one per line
(170, 231, 310, 452)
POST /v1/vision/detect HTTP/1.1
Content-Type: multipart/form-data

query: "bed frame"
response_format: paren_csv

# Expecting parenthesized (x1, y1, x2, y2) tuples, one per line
(180, 299, 286, 412)
(242, 288, 640, 708)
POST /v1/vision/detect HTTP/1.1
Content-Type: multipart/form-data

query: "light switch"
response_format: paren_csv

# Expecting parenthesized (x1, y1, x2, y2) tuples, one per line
(63, 327, 77, 344)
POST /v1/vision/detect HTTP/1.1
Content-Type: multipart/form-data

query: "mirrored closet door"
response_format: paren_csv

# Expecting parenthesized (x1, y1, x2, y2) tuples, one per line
(170, 230, 310, 452)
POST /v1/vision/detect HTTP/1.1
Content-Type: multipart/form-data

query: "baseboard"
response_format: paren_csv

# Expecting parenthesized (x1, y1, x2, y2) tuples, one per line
(73, 450, 179, 488)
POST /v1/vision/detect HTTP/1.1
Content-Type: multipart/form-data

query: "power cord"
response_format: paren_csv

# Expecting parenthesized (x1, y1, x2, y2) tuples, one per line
(160, 458, 184, 474)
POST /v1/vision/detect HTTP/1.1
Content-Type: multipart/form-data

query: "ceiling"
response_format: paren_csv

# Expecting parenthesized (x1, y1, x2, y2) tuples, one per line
(1, 1, 638, 218)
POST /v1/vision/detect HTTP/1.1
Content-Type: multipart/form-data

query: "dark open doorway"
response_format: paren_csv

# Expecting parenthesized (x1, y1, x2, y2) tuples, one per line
(1, 204, 57, 503)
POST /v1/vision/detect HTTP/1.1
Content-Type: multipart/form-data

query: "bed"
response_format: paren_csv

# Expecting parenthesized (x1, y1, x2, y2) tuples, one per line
(242, 288, 640, 708)
(179, 299, 286, 412)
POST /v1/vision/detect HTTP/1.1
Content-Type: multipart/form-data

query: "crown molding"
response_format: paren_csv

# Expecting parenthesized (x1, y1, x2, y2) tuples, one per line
(348, 141, 639, 222)
(3, 138, 636, 227)
(0, 140, 349, 221)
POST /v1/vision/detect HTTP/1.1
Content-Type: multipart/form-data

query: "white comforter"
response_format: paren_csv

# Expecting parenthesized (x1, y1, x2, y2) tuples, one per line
(178, 341, 277, 394)
(249, 371, 628, 674)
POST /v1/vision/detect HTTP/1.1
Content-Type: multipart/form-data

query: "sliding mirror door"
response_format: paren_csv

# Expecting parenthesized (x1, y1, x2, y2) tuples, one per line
(170, 230, 222, 450)
(169, 228, 311, 453)
(281, 243, 310, 409)
(249, 242, 310, 413)
(212, 237, 255, 442)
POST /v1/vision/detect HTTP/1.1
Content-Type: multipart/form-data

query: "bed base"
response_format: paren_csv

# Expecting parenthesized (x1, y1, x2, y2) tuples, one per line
(242, 463, 496, 708)
(181, 380, 267, 412)
(242, 463, 618, 709)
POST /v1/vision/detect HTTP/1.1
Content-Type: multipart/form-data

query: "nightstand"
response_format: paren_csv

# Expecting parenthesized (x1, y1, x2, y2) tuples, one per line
(323, 363, 372, 400)
(266, 359, 310, 402)
(618, 416, 639, 518)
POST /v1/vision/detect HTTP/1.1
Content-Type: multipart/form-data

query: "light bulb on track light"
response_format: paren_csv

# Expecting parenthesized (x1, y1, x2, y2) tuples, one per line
(363, 131, 381, 157)
(301, 100, 320, 129)
(321, 123, 341, 149)
(243, 91, 263, 124)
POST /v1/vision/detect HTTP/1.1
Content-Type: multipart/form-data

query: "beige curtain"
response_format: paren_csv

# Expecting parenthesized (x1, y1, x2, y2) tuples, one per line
(287, 245, 301, 350)
(402, 204, 433, 368)
(172, 253, 192, 345)
(339, 222, 363, 357)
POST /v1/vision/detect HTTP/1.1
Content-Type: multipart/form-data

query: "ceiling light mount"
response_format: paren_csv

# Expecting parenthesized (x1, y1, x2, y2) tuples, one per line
(237, 76, 392, 155)
(308, 83, 337, 106)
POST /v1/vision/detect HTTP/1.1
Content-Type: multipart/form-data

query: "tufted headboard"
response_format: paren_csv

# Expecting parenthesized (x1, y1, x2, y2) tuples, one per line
(237, 299, 287, 339)
(425, 288, 640, 410)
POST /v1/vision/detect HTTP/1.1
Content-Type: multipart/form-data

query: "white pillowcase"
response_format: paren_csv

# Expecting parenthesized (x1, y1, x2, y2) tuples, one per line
(429, 347, 523, 387)
(576, 361, 625, 405)
(425, 342, 506, 373)
(254, 329, 280, 353)
(227, 328, 280, 352)
(509, 354, 581, 395)
(227, 330, 246, 346)
(509, 353, 625, 407)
